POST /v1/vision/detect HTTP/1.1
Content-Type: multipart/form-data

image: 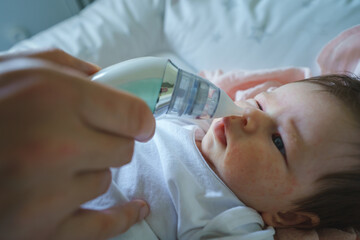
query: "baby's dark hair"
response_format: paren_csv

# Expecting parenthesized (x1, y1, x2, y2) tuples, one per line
(292, 73, 360, 231)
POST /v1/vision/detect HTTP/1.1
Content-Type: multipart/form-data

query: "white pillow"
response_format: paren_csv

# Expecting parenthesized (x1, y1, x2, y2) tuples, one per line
(7, 0, 166, 67)
(163, 0, 360, 74)
(8, 0, 360, 75)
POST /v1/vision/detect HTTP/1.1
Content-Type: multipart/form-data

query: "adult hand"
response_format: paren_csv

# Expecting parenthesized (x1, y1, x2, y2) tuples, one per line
(0, 49, 155, 240)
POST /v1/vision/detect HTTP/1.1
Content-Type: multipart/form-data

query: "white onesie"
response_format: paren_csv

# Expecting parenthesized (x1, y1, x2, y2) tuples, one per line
(84, 117, 275, 240)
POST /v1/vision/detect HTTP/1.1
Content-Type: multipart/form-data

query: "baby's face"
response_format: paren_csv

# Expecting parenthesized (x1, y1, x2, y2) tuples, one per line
(199, 82, 357, 215)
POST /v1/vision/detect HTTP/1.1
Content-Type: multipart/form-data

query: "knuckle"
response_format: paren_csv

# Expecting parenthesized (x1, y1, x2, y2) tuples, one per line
(121, 140, 135, 165)
(98, 169, 112, 195)
(106, 138, 134, 168)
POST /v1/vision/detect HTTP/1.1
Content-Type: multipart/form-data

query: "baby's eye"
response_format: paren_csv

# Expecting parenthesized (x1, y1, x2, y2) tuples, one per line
(256, 100, 263, 111)
(272, 133, 286, 157)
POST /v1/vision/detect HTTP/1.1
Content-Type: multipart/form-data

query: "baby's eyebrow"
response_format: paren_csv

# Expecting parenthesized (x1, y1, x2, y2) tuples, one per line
(283, 119, 305, 170)
(288, 118, 302, 146)
(267, 91, 303, 165)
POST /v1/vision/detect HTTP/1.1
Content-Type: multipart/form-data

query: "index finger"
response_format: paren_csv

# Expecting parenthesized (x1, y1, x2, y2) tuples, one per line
(79, 79, 156, 142)
(0, 48, 101, 76)
(14, 60, 156, 142)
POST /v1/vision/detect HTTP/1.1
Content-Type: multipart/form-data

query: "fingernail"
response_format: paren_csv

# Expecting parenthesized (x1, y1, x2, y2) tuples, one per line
(85, 62, 101, 74)
(139, 203, 149, 220)
(92, 64, 102, 72)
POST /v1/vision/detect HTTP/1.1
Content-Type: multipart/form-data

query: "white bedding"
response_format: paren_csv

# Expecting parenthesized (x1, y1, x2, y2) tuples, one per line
(8, 0, 360, 75)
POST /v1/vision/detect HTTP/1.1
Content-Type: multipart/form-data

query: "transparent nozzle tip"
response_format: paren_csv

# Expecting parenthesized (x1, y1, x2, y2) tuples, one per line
(167, 70, 221, 119)
(212, 89, 244, 118)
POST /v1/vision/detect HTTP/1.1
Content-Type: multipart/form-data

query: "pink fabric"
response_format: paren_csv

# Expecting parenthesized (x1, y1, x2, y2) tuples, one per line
(199, 24, 360, 240)
(318, 24, 360, 75)
(199, 67, 311, 101)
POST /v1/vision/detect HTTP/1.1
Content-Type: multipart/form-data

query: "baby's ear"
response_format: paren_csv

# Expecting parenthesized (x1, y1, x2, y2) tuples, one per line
(261, 211, 320, 229)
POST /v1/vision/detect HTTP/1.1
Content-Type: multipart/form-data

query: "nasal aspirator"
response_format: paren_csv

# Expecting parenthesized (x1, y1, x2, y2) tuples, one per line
(91, 57, 243, 119)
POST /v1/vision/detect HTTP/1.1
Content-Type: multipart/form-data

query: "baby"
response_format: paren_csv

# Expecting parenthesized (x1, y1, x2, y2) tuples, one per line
(85, 73, 360, 240)
(200, 74, 360, 230)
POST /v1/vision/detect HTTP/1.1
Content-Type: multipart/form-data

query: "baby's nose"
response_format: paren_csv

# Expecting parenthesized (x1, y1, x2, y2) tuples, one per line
(226, 105, 266, 134)
(241, 107, 262, 133)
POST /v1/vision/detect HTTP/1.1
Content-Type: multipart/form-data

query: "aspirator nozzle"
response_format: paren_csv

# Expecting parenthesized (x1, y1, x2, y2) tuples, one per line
(91, 57, 243, 119)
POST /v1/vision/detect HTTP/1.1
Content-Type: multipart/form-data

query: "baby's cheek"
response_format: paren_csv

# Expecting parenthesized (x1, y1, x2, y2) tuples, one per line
(221, 148, 261, 192)
(262, 160, 282, 182)
(227, 149, 283, 194)
(261, 162, 299, 199)
(281, 177, 299, 196)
